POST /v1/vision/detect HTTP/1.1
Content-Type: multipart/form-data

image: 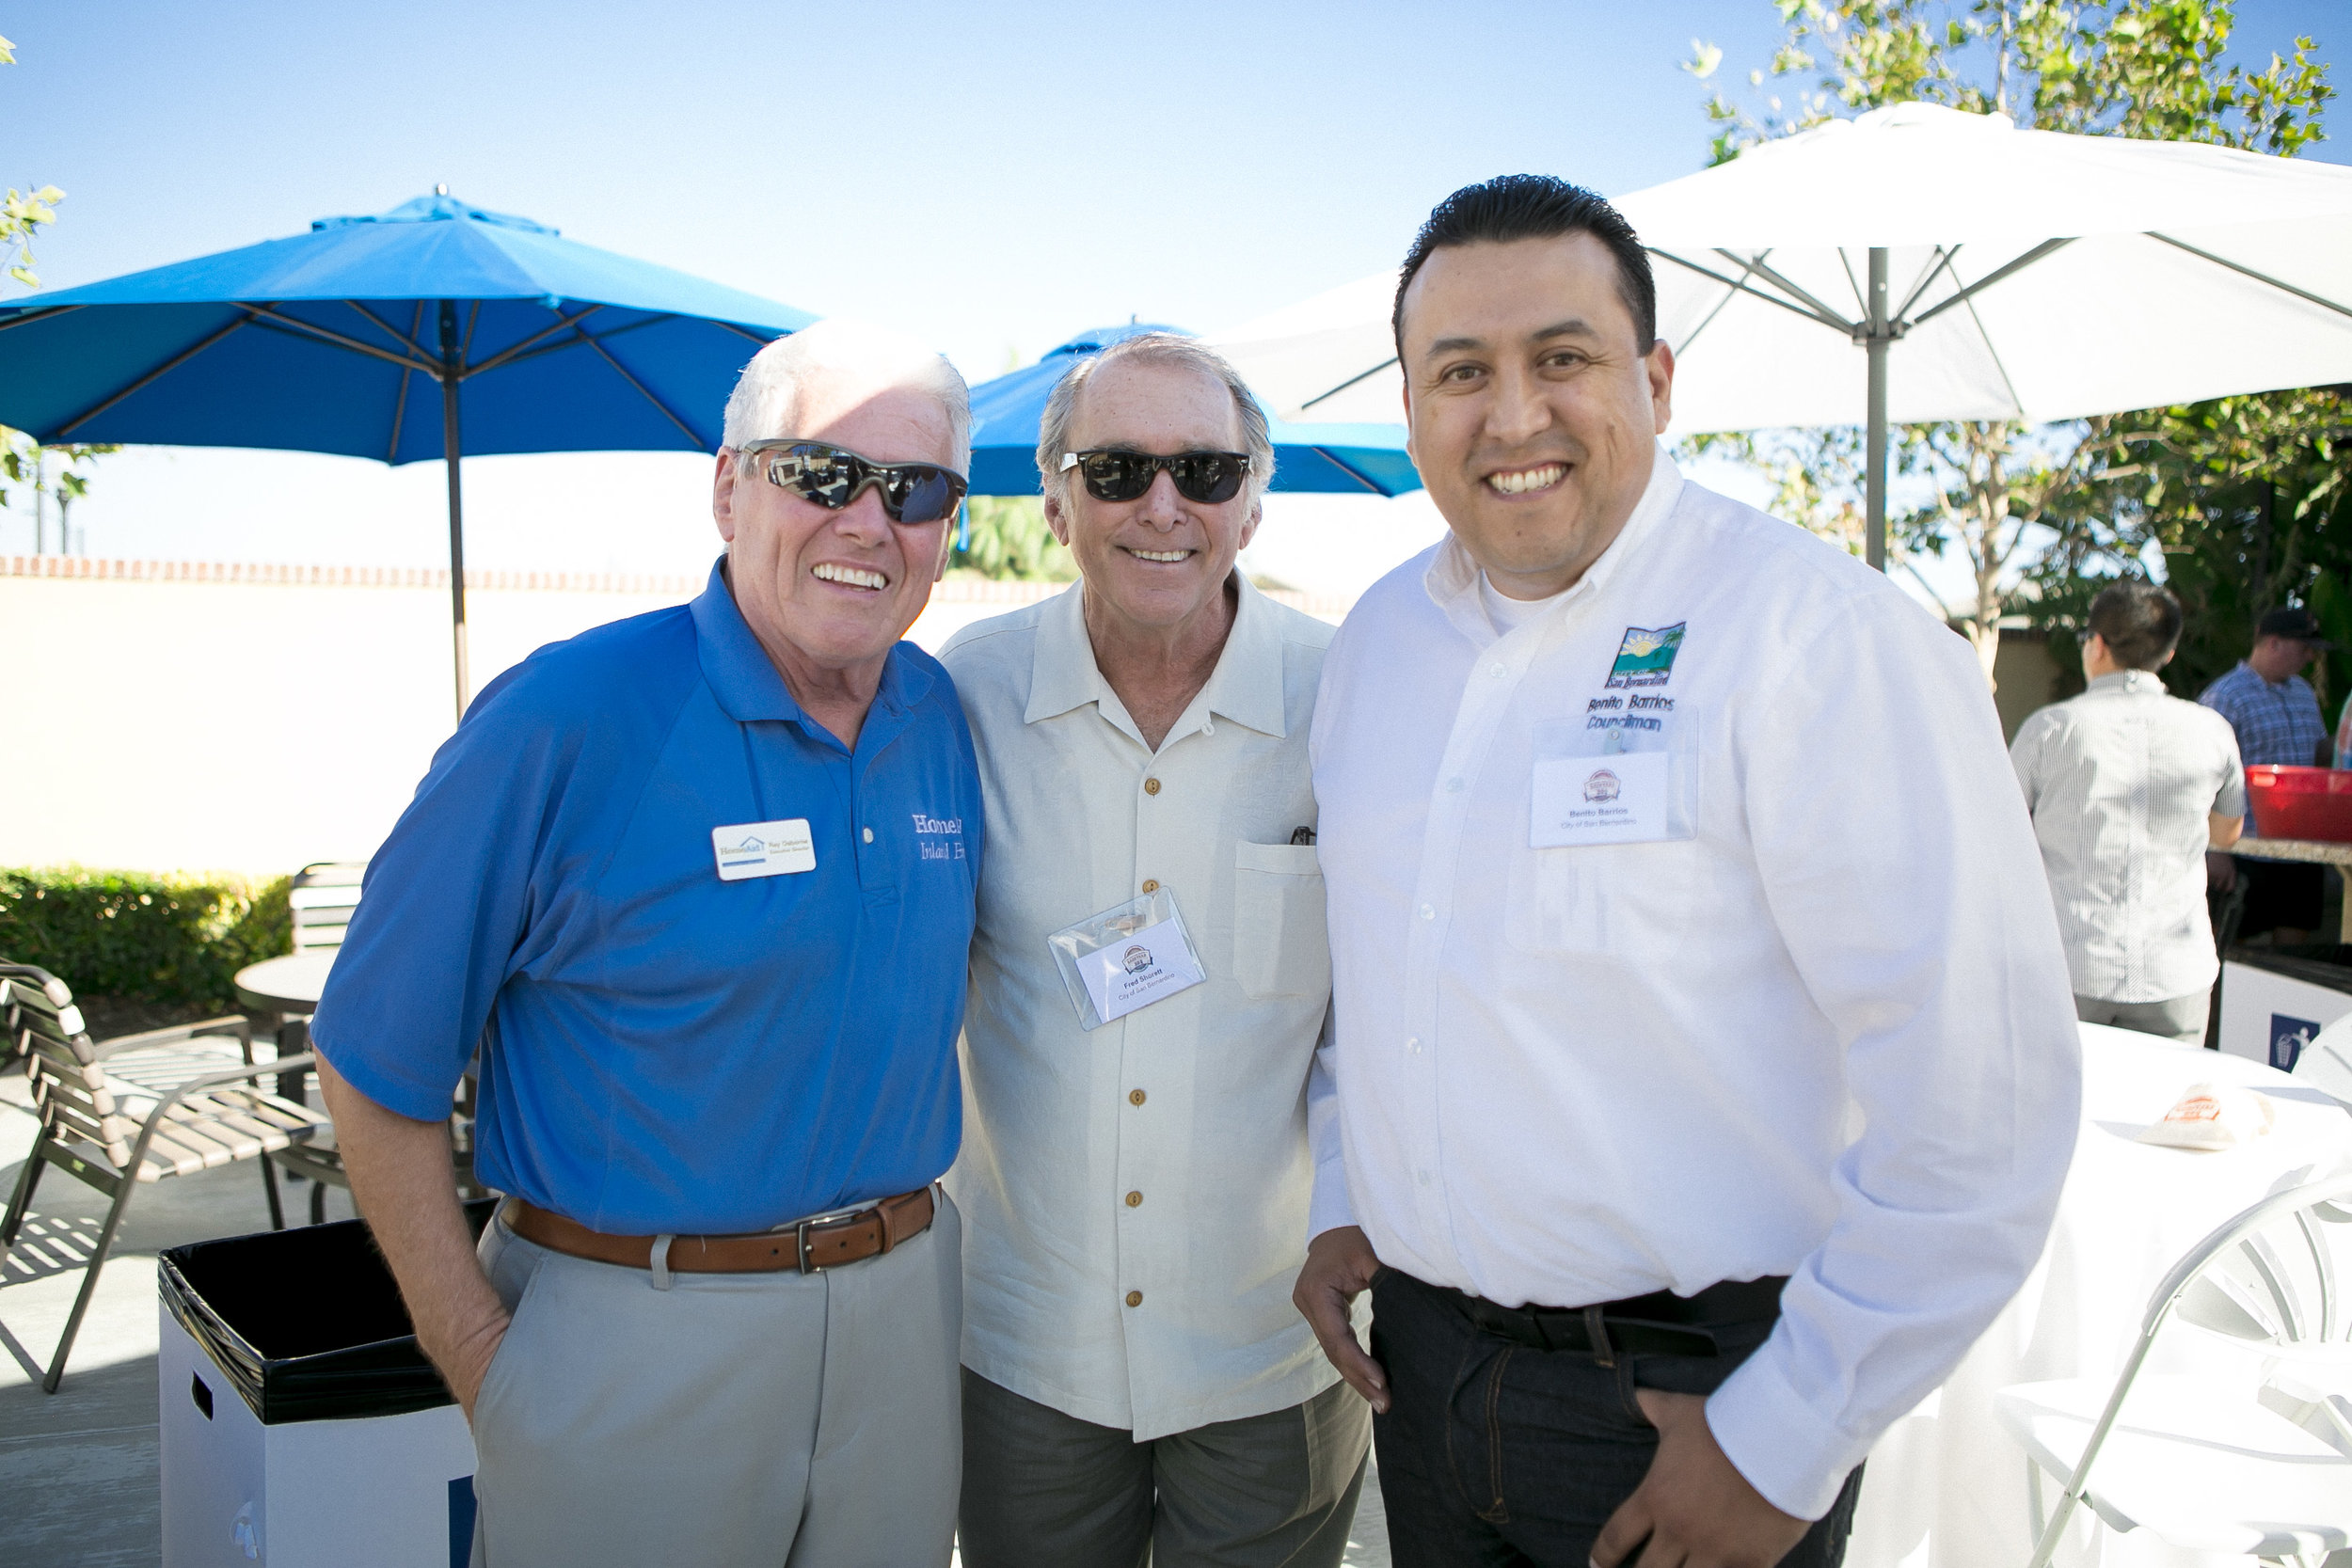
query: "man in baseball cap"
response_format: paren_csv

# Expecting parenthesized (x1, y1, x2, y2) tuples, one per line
(2201, 605, 2337, 942)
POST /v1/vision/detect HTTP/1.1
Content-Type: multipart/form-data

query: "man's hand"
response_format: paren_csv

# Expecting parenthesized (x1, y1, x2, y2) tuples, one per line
(1293, 1225, 1389, 1413)
(1590, 1389, 1808, 1568)
(428, 1309, 510, 1423)
(2207, 849, 2238, 894)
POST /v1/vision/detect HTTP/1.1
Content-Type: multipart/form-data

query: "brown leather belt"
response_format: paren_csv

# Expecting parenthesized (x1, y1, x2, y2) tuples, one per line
(504, 1186, 936, 1275)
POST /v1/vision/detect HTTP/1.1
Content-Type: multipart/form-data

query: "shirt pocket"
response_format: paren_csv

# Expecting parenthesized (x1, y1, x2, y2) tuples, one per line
(1503, 841, 1700, 956)
(1232, 841, 1331, 1000)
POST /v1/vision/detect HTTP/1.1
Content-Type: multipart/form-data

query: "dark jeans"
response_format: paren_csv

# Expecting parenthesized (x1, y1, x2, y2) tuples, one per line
(1369, 1269, 1863, 1568)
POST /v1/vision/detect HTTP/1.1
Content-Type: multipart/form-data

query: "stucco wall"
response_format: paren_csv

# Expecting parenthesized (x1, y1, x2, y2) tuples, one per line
(2, 560, 1343, 876)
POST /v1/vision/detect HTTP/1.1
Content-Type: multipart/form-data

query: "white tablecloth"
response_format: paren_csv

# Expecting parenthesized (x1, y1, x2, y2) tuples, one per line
(1848, 1023, 2352, 1568)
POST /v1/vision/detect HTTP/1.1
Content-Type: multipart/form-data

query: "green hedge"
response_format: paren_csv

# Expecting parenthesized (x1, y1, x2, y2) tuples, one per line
(0, 867, 293, 1007)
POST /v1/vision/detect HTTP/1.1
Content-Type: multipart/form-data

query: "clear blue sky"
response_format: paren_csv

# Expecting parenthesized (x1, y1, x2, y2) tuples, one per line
(3, 0, 2342, 581)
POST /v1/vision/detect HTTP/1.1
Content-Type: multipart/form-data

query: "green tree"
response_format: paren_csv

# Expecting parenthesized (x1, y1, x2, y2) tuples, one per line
(948, 495, 1079, 582)
(2, 31, 111, 550)
(1686, 1, 2332, 686)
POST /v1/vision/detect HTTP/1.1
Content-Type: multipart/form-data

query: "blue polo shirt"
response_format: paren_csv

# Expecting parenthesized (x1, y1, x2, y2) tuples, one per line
(312, 559, 982, 1235)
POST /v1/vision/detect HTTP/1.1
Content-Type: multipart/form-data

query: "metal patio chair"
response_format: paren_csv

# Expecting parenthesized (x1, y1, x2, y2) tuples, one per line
(287, 861, 368, 953)
(1997, 1172, 2352, 1566)
(0, 960, 326, 1392)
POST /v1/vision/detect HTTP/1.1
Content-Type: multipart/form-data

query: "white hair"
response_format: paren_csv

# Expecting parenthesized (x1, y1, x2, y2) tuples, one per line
(1037, 334, 1276, 506)
(722, 317, 972, 470)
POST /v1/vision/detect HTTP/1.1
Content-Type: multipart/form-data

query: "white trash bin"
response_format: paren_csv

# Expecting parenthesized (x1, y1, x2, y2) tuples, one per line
(159, 1204, 489, 1567)
(2218, 947, 2352, 1069)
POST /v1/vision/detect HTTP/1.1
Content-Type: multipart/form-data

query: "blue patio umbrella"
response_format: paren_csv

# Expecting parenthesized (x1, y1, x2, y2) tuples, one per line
(0, 190, 815, 718)
(965, 324, 1421, 499)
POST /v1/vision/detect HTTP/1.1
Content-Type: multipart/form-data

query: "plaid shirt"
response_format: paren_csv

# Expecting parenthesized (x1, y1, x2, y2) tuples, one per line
(2199, 660, 2328, 777)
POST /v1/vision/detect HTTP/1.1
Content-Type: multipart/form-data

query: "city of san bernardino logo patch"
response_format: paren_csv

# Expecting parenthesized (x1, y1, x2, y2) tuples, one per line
(1604, 623, 1686, 689)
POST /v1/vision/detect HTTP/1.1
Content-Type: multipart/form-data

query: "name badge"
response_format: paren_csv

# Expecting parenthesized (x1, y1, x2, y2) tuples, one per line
(1045, 888, 1208, 1030)
(711, 818, 817, 880)
(1530, 752, 1670, 847)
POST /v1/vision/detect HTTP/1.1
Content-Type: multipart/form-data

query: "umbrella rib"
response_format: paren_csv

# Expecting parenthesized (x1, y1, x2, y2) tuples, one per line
(2150, 233, 2352, 323)
(387, 367, 410, 463)
(1670, 251, 1771, 357)
(1894, 246, 1964, 325)
(1959, 291, 2028, 420)
(238, 303, 440, 373)
(1298, 356, 1400, 414)
(1648, 250, 1853, 333)
(708, 319, 774, 345)
(570, 325, 709, 451)
(0, 303, 84, 336)
(460, 304, 608, 379)
(1911, 238, 2074, 327)
(53, 316, 248, 437)
(1307, 446, 1386, 495)
(1724, 252, 1859, 333)
(475, 312, 685, 373)
(343, 300, 433, 361)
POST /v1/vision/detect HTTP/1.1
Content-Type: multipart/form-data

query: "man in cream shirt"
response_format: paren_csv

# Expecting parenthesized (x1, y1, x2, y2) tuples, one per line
(941, 332, 1366, 1568)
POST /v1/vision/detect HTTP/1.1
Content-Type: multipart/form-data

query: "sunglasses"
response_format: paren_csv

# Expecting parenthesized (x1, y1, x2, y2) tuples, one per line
(738, 439, 968, 525)
(1059, 449, 1253, 505)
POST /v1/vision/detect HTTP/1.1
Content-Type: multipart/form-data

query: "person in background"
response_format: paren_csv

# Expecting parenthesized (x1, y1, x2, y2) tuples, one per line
(942, 332, 1367, 1568)
(2011, 581, 2246, 1046)
(311, 321, 982, 1568)
(2201, 606, 2335, 944)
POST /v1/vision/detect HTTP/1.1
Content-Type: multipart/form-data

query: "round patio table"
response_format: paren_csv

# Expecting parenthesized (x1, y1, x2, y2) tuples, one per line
(233, 950, 338, 1014)
(1848, 1023, 2352, 1568)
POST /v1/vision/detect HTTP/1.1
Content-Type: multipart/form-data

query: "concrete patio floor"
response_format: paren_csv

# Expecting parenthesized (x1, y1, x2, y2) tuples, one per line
(0, 1055, 1391, 1566)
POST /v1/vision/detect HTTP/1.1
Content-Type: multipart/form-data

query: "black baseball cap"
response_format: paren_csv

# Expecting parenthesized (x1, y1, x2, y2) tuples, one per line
(2258, 606, 2336, 646)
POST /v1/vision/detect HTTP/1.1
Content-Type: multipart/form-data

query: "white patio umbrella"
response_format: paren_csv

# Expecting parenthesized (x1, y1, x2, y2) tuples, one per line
(1212, 103, 2352, 568)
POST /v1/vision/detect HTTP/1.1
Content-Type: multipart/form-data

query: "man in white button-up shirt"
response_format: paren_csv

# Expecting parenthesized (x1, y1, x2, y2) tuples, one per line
(2012, 580, 2246, 1046)
(943, 333, 1368, 1568)
(1294, 177, 2079, 1568)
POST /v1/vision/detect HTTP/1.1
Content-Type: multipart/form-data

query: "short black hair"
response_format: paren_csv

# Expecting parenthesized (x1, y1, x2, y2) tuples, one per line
(1391, 175, 1658, 366)
(2088, 580, 2183, 671)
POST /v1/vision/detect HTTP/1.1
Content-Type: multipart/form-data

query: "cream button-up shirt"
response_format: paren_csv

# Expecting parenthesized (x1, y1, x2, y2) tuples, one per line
(1311, 451, 2081, 1518)
(941, 578, 1343, 1440)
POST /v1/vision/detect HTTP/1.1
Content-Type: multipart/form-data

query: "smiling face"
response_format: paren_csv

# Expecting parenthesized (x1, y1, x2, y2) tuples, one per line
(711, 369, 958, 684)
(1045, 356, 1262, 641)
(1398, 232, 1675, 598)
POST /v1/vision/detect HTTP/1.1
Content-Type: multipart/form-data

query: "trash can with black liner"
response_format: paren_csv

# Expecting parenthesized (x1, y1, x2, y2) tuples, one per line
(159, 1201, 494, 1567)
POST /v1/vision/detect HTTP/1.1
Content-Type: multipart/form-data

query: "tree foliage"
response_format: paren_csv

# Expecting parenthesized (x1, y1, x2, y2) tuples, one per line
(947, 495, 1078, 582)
(1685, 2, 2334, 693)
(0, 32, 62, 290)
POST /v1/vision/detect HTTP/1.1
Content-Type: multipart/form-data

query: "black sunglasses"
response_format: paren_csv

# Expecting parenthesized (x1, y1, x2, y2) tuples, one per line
(1059, 449, 1253, 505)
(738, 439, 968, 525)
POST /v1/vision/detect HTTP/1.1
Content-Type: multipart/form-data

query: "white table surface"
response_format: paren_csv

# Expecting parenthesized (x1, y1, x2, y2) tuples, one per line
(232, 949, 337, 1013)
(1848, 1023, 2352, 1567)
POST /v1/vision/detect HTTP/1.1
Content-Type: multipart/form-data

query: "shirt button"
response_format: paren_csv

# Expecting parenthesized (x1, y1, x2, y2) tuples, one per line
(1126, 1291, 1144, 1307)
(1417, 1169, 1431, 1187)
(1420, 904, 1435, 921)
(1141, 879, 1159, 894)
(1488, 662, 1507, 678)
(1445, 777, 1464, 793)
(1406, 1037, 1422, 1054)
(1125, 1191, 1143, 1208)
(862, 827, 874, 844)
(1129, 1088, 1146, 1106)
(1144, 777, 1162, 796)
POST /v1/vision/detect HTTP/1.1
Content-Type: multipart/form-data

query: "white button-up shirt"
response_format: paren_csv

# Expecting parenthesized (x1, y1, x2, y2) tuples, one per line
(942, 579, 1342, 1440)
(1310, 451, 2081, 1519)
(2010, 670, 2246, 1004)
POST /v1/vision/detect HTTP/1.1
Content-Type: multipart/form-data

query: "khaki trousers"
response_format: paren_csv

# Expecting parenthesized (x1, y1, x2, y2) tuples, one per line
(2074, 990, 2210, 1047)
(469, 1193, 961, 1568)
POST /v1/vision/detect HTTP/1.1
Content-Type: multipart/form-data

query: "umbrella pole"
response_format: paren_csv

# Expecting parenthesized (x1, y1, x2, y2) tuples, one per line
(438, 302, 469, 724)
(1865, 246, 1889, 573)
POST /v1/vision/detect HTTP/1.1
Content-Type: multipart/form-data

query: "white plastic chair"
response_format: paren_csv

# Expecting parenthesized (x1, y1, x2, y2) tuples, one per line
(1997, 1172, 2352, 1566)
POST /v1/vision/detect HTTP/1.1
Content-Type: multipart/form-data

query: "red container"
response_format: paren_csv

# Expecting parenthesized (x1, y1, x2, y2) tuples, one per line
(2246, 765, 2352, 843)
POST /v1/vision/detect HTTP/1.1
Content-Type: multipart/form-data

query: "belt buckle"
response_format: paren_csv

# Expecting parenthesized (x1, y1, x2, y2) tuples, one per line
(785, 1200, 870, 1275)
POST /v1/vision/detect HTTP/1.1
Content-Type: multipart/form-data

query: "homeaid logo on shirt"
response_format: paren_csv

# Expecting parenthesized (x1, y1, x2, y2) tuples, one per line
(1604, 623, 1686, 689)
(912, 813, 966, 863)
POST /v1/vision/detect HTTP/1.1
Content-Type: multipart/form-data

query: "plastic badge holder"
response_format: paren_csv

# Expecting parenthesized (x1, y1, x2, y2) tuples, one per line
(1047, 886, 1207, 1030)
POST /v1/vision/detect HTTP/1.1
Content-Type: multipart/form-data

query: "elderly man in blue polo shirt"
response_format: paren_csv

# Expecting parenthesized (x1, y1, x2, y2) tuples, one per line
(311, 319, 984, 1568)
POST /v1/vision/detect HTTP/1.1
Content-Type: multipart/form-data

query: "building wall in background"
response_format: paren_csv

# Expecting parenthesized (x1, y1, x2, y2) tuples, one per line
(2, 559, 1346, 876)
